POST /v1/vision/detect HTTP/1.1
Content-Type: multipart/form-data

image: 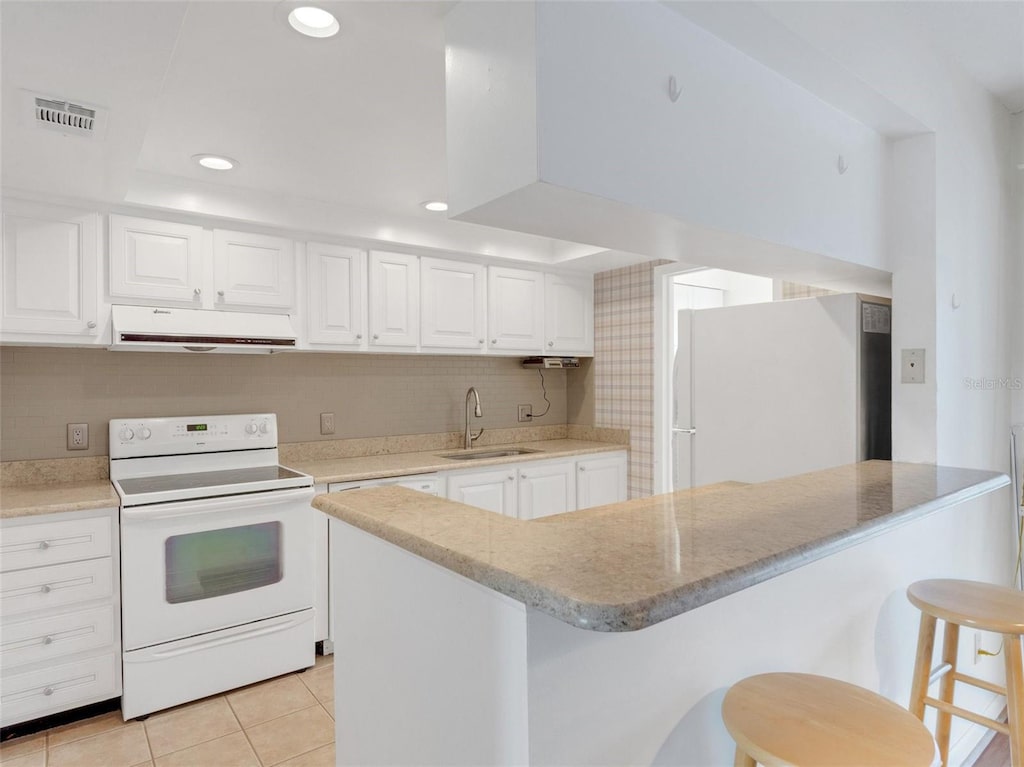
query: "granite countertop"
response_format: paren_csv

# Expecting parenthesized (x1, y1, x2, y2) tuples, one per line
(290, 438, 626, 485)
(313, 461, 1010, 632)
(0, 480, 119, 519)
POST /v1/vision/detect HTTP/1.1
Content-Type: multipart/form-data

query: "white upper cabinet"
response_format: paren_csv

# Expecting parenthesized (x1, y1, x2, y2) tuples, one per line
(545, 273, 593, 354)
(213, 229, 295, 310)
(420, 257, 486, 351)
(369, 251, 419, 348)
(487, 266, 544, 353)
(1, 200, 100, 337)
(109, 215, 203, 304)
(307, 243, 366, 346)
(517, 459, 576, 520)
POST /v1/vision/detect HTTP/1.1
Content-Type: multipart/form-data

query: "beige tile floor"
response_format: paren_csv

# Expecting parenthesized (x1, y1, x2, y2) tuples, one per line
(0, 655, 335, 767)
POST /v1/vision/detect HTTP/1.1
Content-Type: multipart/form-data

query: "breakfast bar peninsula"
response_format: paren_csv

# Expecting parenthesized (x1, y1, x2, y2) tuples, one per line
(313, 461, 1011, 766)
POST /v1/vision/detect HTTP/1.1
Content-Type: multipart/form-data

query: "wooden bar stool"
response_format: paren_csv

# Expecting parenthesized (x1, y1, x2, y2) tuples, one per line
(722, 672, 937, 767)
(907, 579, 1024, 766)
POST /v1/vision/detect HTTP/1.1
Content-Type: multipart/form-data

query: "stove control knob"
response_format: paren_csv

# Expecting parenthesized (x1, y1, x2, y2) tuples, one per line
(119, 427, 135, 441)
(246, 422, 259, 435)
(138, 427, 152, 440)
(259, 421, 270, 435)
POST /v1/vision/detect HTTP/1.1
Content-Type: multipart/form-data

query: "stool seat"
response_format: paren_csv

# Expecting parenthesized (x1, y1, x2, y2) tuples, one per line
(908, 579, 1024, 634)
(722, 672, 936, 767)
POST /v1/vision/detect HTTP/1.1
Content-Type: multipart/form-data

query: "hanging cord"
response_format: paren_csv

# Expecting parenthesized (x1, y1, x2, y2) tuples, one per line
(534, 369, 551, 418)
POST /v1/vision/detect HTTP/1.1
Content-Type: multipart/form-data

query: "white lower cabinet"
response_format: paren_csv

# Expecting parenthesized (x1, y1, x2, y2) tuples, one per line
(577, 453, 629, 508)
(445, 451, 627, 519)
(446, 468, 518, 517)
(517, 460, 576, 520)
(0, 507, 121, 728)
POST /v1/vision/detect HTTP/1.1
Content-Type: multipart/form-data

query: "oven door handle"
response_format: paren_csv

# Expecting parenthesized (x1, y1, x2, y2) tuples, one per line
(121, 487, 315, 521)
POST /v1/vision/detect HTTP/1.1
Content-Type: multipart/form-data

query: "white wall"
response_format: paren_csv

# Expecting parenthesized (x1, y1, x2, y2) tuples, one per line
(446, 1, 889, 278)
(674, 269, 774, 307)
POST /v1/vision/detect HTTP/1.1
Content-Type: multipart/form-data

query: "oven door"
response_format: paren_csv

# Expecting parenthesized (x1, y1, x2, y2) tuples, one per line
(120, 487, 314, 652)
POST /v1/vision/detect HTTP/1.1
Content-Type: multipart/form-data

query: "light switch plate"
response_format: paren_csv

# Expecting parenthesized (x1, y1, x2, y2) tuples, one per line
(901, 349, 925, 384)
(320, 412, 335, 435)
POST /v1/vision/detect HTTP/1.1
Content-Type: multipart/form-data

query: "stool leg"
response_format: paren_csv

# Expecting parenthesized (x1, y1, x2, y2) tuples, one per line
(935, 622, 960, 766)
(733, 747, 756, 767)
(1005, 633, 1023, 767)
(910, 612, 938, 719)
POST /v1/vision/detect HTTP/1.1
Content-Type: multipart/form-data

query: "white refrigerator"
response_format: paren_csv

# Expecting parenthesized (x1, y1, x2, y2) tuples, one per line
(673, 293, 891, 488)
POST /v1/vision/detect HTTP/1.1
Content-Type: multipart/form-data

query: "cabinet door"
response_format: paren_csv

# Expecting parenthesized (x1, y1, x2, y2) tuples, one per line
(545, 273, 593, 354)
(577, 452, 628, 509)
(420, 257, 485, 350)
(518, 460, 576, 520)
(369, 251, 419, 348)
(1, 200, 99, 336)
(307, 243, 366, 346)
(213, 229, 295, 310)
(487, 266, 544, 353)
(109, 215, 203, 303)
(446, 469, 517, 517)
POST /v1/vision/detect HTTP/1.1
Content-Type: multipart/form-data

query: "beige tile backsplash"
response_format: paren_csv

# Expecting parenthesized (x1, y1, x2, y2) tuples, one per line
(0, 347, 567, 462)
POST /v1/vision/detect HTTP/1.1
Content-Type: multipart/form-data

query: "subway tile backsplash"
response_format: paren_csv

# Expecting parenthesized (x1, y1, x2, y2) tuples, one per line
(0, 347, 566, 462)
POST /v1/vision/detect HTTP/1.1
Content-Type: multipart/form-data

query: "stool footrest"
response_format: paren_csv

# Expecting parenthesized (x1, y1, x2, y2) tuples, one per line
(951, 671, 1006, 696)
(922, 696, 1010, 735)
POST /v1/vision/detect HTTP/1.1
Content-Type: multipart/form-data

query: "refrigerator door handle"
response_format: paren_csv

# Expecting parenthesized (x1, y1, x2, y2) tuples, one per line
(673, 427, 697, 435)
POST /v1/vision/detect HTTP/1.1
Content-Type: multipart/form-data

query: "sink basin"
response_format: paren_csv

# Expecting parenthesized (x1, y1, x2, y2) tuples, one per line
(438, 448, 541, 461)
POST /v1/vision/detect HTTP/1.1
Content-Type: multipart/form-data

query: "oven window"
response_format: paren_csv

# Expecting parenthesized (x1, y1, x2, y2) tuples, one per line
(165, 522, 283, 603)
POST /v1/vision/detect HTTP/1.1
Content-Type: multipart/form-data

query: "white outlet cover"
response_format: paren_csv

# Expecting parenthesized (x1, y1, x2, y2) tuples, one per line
(901, 348, 925, 384)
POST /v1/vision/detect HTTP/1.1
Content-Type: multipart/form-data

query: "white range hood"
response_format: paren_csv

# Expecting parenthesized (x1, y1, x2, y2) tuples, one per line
(110, 305, 297, 354)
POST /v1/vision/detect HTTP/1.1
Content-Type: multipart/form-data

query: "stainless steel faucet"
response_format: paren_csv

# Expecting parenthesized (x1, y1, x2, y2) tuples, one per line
(465, 387, 483, 449)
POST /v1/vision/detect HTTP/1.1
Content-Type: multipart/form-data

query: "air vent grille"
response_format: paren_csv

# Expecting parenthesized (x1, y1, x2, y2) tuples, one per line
(31, 96, 104, 137)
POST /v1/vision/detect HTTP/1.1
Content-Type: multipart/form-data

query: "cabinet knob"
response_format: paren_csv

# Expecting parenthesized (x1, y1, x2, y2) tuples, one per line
(194, 288, 202, 296)
(356, 334, 362, 340)
(86, 321, 97, 329)
(43, 635, 53, 645)
(217, 290, 225, 298)
(40, 584, 52, 594)
(520, 473, 527, 479)
(491, 339, 497, 344)
(507, 475, 514, 481)
(43, 687, 54, 697)
(547, 341, 554, 347)
(373, 334, 379, 340)
(38, 540, 49, 550)
(478, 339, 484, 344)
(579, 466, 586, 471)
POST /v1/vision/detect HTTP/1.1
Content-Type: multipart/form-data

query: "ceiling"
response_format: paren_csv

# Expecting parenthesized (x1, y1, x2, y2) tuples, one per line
(2, 1, 1021, 269)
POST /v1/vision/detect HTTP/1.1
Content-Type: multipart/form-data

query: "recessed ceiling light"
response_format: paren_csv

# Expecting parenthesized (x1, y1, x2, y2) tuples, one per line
(422, 201, 448, 212)
(288, 6, 339, 38)
(193, 154, 237, 171)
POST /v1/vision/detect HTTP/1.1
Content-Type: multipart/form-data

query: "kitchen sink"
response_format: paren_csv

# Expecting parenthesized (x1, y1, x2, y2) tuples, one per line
(438, 448, 541, 461)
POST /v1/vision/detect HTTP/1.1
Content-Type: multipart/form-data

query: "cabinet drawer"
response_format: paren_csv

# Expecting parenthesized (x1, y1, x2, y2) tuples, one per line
(0, 514, 112, 572)
(1, 652, 118, 728)
(0, 558, 113, 618)
(1, 604, 115, 670)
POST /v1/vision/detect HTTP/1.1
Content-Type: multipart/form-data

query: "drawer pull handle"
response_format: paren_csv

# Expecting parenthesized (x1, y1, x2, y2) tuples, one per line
(43, 687, 54, 696)
(40, 584, 52, 594)
(38, 541, 50, 550)
(43, 635, 54, 645)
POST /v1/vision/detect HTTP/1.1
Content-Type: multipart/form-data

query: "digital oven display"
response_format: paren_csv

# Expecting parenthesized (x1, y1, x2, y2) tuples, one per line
(186, 424, 208, 432)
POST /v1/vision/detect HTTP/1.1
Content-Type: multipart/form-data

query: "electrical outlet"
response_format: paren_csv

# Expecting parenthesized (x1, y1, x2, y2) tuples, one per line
(973, 630, 982, 665)
(67, 423, 88, 450)
(518, 404, 533, 423)
(320, 412, 335, 435)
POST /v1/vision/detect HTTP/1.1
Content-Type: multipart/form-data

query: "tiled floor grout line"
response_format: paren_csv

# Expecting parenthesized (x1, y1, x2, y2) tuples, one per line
(222, 690, 265, 767)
